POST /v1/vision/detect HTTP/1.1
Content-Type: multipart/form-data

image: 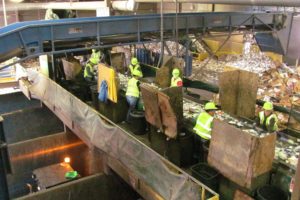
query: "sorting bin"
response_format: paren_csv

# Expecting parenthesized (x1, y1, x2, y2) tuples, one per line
(98, 95, 128, 123)
(149, 126, 167, 156)
(191, 163, 219, 191)
(256, 185, 288, 200)
(128, 110, 147, 135)
(166, 131, 194, 167)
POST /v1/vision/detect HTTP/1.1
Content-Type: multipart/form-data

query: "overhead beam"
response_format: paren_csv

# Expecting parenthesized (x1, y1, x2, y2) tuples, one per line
(0, 12, 287, 64)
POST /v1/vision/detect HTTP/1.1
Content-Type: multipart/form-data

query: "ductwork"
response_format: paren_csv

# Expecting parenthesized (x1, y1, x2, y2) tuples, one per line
(111, 0, 137, 11)
(134, 0, 300, 7)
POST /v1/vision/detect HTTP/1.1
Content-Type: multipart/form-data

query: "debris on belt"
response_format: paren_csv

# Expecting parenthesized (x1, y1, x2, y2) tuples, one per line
(183, 99, 270, 137)
(275, 136, 300, 169)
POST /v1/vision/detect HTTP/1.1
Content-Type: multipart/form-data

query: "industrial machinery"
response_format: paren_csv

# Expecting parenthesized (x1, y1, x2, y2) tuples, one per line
(0, 11, 299, 200)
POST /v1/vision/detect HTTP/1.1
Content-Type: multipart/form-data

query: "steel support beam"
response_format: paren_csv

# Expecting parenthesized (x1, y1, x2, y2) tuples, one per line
(0, 12, 288, 66)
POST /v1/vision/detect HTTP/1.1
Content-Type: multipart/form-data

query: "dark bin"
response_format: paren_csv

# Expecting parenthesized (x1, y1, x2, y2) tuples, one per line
(60, 80, 92, 101)
(256, 185, 288, 200)
(219, 172, 270, 200)
(166, 131, 194, 167)
(191, 163, 219, 192)
(90, 85, 99, 110)
(98, 95, 128, 123)
(128, 110, 147, 135)
(149, 126, 167, 156)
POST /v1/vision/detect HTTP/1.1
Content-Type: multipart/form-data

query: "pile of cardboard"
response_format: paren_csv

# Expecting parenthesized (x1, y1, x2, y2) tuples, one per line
(258, 65, 300, 108)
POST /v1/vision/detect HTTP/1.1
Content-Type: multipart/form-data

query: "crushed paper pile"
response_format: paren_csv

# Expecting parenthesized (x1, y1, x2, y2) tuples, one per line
(190, 48, 276, 84)
(191, 42, 300, 108)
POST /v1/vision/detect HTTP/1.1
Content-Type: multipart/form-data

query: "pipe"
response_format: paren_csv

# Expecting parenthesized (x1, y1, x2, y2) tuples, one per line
(134, 0, 300, 7)
(111, 0, 137, 11)
(2, 0, 7, 26)
(0, 1, 107, 12)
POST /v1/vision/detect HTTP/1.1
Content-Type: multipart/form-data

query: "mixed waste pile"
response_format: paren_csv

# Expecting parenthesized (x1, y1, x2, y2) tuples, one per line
(191, 38, 300, 109)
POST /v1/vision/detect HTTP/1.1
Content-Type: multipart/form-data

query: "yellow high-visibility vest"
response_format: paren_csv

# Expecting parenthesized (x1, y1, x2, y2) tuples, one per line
(126, 77, 140, 98)
(193, 112, 214, 140)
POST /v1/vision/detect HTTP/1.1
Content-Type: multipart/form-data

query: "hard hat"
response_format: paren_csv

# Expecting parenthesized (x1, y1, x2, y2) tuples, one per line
(91, 50, 101, 59)
(204, 102, 218, 111)
(263, 101, 273, 111)
(131, 57, 138, 65)
(172, 68, 180, 76)
(132, 69, 142, 77)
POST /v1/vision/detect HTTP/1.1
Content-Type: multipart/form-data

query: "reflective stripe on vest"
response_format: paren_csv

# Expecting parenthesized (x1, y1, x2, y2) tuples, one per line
(171, 77, 182, 87)
(259, 111, 278, 132)
(266, 113, 278, 131)
(193, 112, 213, 140)
(84, 63, 93, 78)
(126, 78, 139, 98)
(259, 111, 265, 125)
(129, 64, 143, 77)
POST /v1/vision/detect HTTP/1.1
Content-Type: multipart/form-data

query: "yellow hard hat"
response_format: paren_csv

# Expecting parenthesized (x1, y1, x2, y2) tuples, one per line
(263, 101, 273, 111)
(204, 102, 218, 111)
(172, 68, 180, 76)
(131, 57, 138, 65)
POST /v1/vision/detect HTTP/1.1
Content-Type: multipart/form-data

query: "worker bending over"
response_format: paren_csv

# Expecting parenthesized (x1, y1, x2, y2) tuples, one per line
(193, 102, 218, 161)
(257, 101, 278, 132)
(129, 57, 143, 78)
(125, 70, 142, 122)
(84, 49, 101, 82)
(170, 68, 183, 87)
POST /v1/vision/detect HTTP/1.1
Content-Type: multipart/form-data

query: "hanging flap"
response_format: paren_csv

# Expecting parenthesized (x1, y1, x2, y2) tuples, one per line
(140, 84, 162, 129)
(157, 92, 178, 138)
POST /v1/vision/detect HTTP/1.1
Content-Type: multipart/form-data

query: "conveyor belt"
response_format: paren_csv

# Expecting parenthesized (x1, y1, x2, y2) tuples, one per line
(0, 12, 287, 65)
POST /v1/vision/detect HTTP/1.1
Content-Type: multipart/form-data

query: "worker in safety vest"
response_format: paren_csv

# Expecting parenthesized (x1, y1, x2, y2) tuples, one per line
(193, 102, 218, 140)
(257, 101, 278, 132)
(193, 102, 218, 162)
(125, 70, 142, 122)
(170, 68, 183, 87)
(128, 57, 143, 78)
(90, 49, 101, 62)
(84, 50, 101, 82)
